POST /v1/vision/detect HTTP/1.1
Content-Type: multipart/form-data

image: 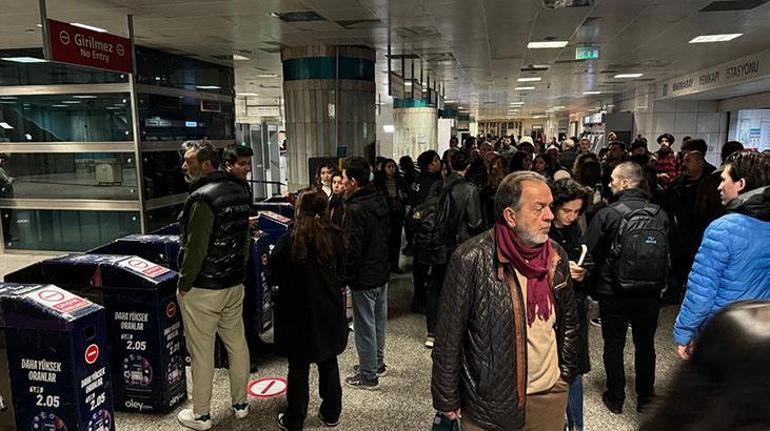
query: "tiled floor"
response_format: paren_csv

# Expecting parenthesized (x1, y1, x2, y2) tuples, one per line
(1, 253, 683, 430)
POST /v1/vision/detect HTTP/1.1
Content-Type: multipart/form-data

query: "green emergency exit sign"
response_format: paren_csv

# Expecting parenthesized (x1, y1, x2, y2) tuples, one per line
(576, 46, 600, 60)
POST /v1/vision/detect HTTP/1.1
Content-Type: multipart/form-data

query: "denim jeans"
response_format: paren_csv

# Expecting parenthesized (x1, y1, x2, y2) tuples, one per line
(351, 284, 388, 380)
(566, 375, 584, 431)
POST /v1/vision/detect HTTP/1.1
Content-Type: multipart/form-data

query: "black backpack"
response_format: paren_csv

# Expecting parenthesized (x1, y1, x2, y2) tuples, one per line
(410, 181, 458, 253)
(610, 202, 669, 294)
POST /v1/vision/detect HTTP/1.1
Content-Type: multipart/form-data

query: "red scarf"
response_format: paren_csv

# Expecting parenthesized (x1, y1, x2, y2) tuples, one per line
(495, 221, 553, 327)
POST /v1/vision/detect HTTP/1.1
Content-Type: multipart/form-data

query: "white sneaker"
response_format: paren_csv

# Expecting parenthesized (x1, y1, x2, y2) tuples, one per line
(233, 402, 249, 419)
(425, 335, 435, 349)
(177, 409, 212, 431)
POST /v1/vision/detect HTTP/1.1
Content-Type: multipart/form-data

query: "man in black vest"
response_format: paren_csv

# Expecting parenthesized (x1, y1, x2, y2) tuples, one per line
(177, 142, 253, 430)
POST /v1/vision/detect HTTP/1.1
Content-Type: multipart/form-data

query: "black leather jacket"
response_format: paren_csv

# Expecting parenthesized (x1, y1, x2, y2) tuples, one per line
(432, 231, 579, 431)
(437, 173, 484, 263)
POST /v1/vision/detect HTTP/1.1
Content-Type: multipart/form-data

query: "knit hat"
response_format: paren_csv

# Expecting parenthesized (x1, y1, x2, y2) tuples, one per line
(519, 136, 534, 145)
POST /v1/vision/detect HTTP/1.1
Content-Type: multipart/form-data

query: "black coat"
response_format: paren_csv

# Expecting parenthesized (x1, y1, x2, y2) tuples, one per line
(438, 173, 484, 263)
(549, 223, 592, 375)
(343, 187, 390, 290)
(432, 232, 579, 431)
(266, 227, 348, 363)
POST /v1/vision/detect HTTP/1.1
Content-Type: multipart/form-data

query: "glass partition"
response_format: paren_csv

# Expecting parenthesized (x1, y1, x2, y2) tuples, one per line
(142, 150, 188, 200)
(2, 208, 140, 251)
(0, 152, 137, 200)
(0, 49, 129, 86)
(0, 93, 132, 142)
(138, 93, 234, 142)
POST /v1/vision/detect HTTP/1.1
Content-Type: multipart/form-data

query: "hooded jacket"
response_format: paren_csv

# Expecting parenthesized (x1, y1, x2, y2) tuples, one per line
(342, 186, 390, 290)
(674, 186, 770, 345)
(431, 231, 579, 431)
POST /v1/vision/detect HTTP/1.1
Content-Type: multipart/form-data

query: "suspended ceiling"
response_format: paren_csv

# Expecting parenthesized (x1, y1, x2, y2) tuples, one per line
(1, 0, 770, 119)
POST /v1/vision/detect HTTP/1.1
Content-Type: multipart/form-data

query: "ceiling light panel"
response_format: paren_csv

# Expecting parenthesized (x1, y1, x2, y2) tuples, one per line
(527, 41, 569, 49)
(515, 87, 535, 90)
(689, 33, 743, 43)
(517, 77, 542, 82)
(614, 73, 643, 78)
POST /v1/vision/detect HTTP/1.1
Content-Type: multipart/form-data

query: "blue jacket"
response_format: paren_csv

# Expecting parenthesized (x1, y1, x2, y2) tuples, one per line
(674, 186, 770, 345)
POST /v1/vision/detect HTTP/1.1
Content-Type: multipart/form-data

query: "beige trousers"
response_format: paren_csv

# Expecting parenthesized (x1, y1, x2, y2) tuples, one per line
(178, 284, 250, 416)
(462, 379, 569, 431)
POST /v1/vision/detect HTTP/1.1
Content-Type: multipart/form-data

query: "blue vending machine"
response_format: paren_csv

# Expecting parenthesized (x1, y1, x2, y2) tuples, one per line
(0, 283, 114, 431)
(4, 255, 186, 414)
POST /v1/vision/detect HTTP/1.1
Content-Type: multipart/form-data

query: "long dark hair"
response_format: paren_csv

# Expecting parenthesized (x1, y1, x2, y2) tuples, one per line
(640, 300, 770, 431)
(291, 190, 334, 265)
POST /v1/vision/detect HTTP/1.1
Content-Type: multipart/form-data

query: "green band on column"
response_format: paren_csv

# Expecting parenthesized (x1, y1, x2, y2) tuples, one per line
(283, 57, 374, 81)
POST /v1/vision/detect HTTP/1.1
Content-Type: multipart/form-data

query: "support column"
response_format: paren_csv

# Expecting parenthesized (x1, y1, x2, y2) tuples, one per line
(281, 46, 376, 190)
(393, 100, 438, 161)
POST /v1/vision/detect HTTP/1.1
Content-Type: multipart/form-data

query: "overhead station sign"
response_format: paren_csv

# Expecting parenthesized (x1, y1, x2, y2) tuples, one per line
(45, 19, 134, 74)
(658, 48, 770, 99)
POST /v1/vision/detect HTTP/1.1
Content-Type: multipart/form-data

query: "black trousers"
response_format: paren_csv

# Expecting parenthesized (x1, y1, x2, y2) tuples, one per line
(411, 262, 430, 308)
(284, 356, 342, 430)
(426, 264, 447, 335)
(599, 295, 661, 403)
(388, 213, 404, 270)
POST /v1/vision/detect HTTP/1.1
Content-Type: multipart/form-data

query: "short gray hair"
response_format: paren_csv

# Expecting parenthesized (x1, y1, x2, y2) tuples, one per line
(614, 161, 644, 188)
(495, 171, 548, 220)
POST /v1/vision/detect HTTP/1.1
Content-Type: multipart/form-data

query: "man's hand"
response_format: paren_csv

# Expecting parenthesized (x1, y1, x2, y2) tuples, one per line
(677, 342, 693, 360)
(445, 408, 462, 421)
(569, 261, 586, 282)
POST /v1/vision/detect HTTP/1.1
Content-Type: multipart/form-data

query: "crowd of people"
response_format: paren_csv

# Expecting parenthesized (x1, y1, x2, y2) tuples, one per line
(173, 132, 770, 431)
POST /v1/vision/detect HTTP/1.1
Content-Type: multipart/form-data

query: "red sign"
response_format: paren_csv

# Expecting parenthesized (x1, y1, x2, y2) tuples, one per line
(54, 297, 90, 313)
(247, 377, 288, 399)
(85, 344, 100, 365)
(46, 19, 133, 74)
(166, 302, 177, 319)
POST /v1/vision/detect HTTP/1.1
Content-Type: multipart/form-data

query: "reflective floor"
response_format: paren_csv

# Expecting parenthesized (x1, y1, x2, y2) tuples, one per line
(0, 253, 681, 431)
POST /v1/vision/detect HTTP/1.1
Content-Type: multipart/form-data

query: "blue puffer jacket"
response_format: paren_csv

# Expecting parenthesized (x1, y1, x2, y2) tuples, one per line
(674, 186, 770, 345)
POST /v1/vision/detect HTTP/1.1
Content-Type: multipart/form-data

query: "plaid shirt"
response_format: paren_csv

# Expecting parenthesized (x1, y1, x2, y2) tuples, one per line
(655, 151, 680, 189)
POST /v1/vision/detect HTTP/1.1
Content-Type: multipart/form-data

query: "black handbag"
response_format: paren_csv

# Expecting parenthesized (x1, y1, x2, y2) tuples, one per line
(431, 412, 462, 431)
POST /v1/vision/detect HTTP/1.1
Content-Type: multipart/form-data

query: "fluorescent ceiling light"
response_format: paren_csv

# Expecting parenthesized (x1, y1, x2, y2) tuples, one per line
(382, 124, 394, 133)
(71, 23, 108, 33)
(532, 64, 550, 69)
(583, 91, 602, 95)
(614, 73, 643, 78)
(444, 100, 456, 103)
(255, 73, 278, 78)
(517, 77, 542, 82)
(1, 56, 47, 63)
(689, 33, 742, 43)
(239, 92, 259, 96)
(233, 54, 250, 60)
(269, 12, 281, 18)
(0, 122, 13, 130)
(552, 106, 565, 109)
(405, 82, 412, 86)
(51, 104, 68, 107)
(510, 101, 525, 105)
(528, 41, 569, 49)
(196, 85, 221, 89)
(515, 86, 535, 90)
(71, 95, 98, 99)
(0, 96, 18, 100)
(61, 101, 81, 104)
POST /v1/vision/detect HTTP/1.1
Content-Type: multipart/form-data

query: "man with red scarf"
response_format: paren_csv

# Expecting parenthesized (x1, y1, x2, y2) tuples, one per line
(432, 171, 579, 431)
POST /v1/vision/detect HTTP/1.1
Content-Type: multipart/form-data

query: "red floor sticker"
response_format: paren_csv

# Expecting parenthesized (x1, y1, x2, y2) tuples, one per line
(247, 377, 288, 398)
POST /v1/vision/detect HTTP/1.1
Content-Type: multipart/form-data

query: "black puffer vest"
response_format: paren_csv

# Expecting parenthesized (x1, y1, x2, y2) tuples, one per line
(180, 171, 252, 289)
